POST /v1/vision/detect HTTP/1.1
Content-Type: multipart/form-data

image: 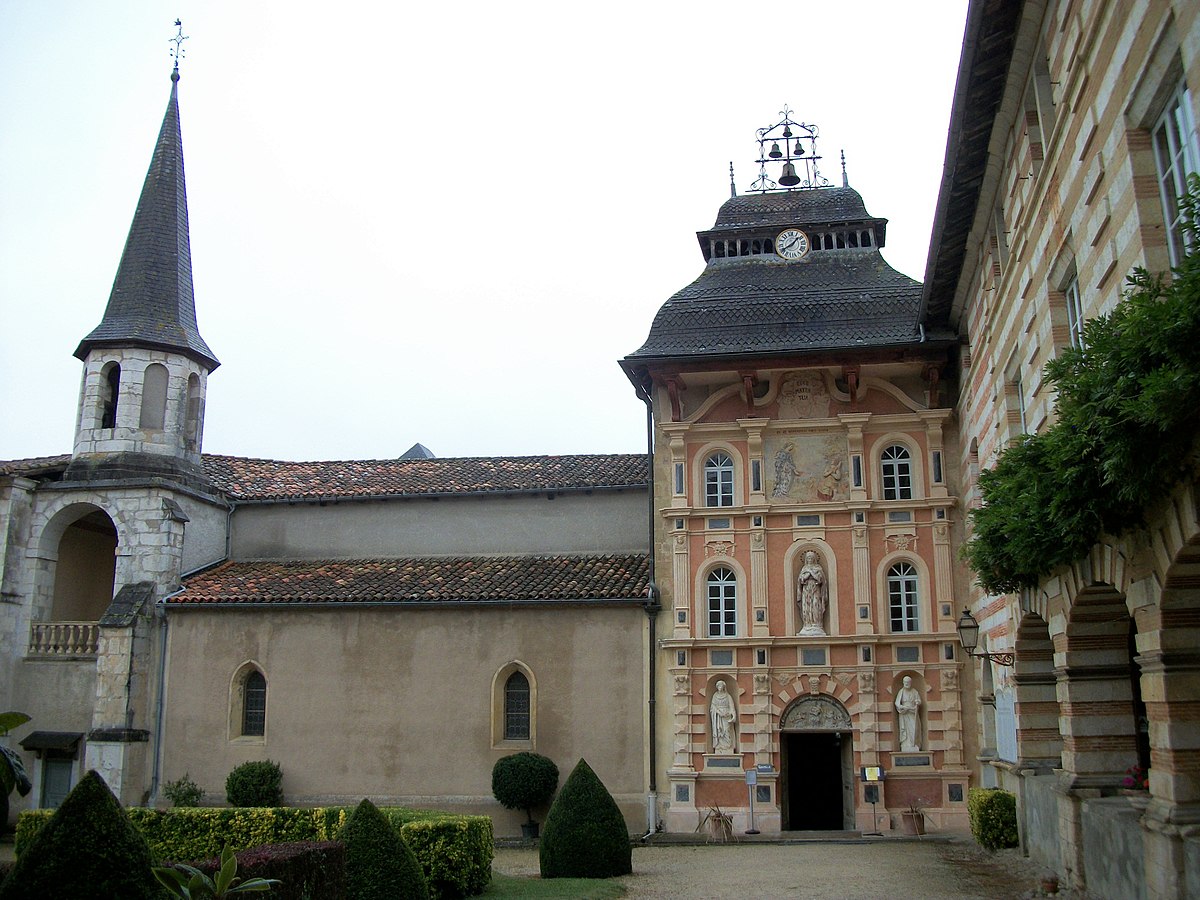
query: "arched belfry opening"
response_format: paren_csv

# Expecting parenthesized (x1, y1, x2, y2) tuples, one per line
(779, 695, 854, 831)
(50, 507, 117, 623)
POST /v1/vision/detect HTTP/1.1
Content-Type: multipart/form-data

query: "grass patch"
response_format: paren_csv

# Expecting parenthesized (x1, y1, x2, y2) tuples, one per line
(486, 870, 626, 898)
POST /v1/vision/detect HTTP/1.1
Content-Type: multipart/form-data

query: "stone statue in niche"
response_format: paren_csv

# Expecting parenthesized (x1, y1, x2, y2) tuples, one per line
(772, 443, 801, 498)
(895, 676, 923, 751)
(709, 680, 736, 754)
(796, 550, 828, 636)
(778, 372, 830, 419)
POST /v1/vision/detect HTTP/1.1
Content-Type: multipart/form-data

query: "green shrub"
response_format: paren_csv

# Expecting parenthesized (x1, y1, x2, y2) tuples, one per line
(491, 752, 558, 826)
(225, 760, 282, 807)
(338, 798, 429, 900)
(401, 816, 493, 899)
(968, 787, 1019, 850)
(539, 759, 631, 879)
(162, 773, 203, 808)
(0, 770, 160, 900)
(16, 804, 492, 898)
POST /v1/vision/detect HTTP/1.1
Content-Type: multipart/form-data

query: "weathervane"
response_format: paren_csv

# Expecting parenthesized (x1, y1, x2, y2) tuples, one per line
(747, 106, 831, 194)
(169, 19, 189, 71)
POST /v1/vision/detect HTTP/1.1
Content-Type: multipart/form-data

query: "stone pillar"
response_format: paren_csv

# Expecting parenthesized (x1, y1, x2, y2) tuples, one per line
(1014, 615, 1062, 769)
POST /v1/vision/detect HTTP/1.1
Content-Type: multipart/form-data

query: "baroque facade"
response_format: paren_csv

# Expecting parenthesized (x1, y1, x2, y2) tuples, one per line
(923, 1, 1200, 897)
(621, 179, 972, 835)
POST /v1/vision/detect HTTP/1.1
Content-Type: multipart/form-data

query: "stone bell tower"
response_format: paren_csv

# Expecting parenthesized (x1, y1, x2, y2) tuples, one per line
(68, 65, 219, 486)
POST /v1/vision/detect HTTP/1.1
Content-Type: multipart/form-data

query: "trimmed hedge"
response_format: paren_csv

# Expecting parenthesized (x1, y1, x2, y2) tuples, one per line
(15, 804, 493, 898)
(0, 770, 160, 900)
(339, 799, 429, 900)
(539, 759, 631, 879)
(189, 841, 345, 900)
(968, 787, 1019, 850)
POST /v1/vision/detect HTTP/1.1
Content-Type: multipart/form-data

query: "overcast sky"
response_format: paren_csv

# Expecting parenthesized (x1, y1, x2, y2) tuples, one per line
(0, 1, 969, 463)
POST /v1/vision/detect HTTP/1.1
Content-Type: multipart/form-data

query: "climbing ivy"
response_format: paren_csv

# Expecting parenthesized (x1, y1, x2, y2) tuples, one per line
(962, 175, 1200, 594)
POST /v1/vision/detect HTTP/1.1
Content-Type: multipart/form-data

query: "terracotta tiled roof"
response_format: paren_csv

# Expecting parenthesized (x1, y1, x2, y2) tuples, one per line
(201, 453, 648, 501)
(173, 554, 650, 605)
(0, 454, 71, 477)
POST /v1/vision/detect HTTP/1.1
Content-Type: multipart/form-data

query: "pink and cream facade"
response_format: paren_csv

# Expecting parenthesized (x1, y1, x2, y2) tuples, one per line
(624, 185, 974, 834)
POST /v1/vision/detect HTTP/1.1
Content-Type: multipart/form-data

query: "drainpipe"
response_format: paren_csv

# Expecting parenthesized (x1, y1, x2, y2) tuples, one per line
(636, 380, 661, 837)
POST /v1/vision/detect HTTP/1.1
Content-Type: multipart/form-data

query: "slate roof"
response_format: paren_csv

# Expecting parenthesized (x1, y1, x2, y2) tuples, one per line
(626, 248, 922, 361)
(201, 453, 648, 501)
(171, 554, 650, 605)
(75, 71, 219, 370)
(709, 187, 874, 231)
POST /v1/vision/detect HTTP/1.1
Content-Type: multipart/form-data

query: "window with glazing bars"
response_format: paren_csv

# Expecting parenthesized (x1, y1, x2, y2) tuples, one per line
(888, 562, 919, 633)
(243, 671, 267, 736)
(881, 445, 913, 500)
(705, 452, 734, 507)
(707, 566, 737, 637)
(504, 671, 530, 740)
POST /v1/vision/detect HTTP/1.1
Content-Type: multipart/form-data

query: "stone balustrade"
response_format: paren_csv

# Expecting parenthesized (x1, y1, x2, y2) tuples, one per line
(27, 621, 100, 658)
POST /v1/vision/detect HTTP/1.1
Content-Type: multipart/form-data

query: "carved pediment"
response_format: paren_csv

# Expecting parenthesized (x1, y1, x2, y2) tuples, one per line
(780, 695, 852, 731)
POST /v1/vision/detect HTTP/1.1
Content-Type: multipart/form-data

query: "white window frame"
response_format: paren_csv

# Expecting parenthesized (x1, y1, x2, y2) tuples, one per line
(888, 562, 919, 633)
(1065, 276, 1085, 349)
(1152, 82, 1199, 267)
(704, 452, 735, 507)
(880, 445, 913, 501)
(707, 566, 738, 637)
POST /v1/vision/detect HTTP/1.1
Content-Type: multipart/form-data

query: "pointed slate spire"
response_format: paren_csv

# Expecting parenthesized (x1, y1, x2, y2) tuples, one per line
(74, 70, 219, 370)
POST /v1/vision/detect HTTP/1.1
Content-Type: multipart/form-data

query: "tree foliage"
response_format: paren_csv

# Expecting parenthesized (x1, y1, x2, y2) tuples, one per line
(963, 176, 1200, 593)
(490, 752, 558, 824)
(225, 760, 282, 808)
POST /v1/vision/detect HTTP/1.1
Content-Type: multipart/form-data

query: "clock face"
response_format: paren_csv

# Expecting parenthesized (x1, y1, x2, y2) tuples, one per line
(775, 228, 811, 260)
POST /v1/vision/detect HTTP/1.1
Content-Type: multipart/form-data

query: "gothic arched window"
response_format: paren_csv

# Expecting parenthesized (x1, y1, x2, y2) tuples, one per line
(504, 671, 530, 741)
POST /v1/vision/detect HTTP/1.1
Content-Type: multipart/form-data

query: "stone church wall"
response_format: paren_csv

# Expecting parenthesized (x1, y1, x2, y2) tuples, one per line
(228, 489, 646, 560)
(161, 603, 647, 836)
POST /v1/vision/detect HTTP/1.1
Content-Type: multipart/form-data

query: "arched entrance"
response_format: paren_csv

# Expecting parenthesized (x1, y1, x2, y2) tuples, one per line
(779, 696, 854, 831)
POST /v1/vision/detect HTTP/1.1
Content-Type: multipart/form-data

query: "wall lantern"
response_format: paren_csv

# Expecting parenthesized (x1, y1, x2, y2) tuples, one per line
(956, 609, 1015, 666)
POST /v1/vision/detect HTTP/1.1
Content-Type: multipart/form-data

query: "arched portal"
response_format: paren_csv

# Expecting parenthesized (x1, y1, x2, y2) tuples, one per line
(49, 507, 116, 622)
(779, 696, 854, 831)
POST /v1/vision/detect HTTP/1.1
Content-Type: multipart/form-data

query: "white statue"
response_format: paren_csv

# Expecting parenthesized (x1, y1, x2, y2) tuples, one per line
(895, 676, 922, 752)
(709, 680, 736, 754)
(797, 550, 828, 636)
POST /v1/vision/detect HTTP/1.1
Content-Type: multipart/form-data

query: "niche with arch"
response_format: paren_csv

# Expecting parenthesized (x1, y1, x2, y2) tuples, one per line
(891, 672, 926, 753)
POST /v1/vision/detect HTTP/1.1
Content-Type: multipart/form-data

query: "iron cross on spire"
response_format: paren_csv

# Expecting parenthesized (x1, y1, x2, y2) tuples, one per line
(169, 19, 189, 71)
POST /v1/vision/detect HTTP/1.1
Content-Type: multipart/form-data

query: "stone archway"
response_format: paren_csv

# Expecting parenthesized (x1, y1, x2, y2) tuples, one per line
(779, 696, 854, 831)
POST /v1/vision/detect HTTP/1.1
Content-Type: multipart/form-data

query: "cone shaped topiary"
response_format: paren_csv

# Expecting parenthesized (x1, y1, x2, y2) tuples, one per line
(0, 770, 160, 899)
(338, 798, 430, 900)
(539, 758, 632, 879)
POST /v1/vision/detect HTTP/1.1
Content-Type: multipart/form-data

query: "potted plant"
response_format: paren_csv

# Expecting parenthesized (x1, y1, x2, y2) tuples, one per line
(900, 799, 927, 836)
(0, 711, 32, 832)
(492, 752, 559, 839)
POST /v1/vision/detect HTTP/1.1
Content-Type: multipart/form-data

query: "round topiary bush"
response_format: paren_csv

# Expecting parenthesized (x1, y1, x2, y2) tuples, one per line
(225, 759, 282, 807)
(491, 752, 559, 828)
(0, 770, 160, 899)
(539, 758, 631, 879)
(338, 798, 430, 900)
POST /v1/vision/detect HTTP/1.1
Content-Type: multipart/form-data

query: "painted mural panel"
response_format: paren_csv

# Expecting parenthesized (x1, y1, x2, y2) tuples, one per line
(767, 434, 848, 502)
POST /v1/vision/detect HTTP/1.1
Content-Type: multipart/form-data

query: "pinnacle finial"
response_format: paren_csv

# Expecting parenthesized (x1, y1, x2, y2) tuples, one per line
(169, 19, 188, 76)
(729, 162, 737, 198)
(841, 149, 848, 187)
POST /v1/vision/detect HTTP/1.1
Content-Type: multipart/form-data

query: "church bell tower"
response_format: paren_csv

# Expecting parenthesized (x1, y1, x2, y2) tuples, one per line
(68, 63, 218, 485)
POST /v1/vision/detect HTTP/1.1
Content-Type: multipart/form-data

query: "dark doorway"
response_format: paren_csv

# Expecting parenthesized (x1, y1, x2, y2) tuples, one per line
(783, 732, 844, 830)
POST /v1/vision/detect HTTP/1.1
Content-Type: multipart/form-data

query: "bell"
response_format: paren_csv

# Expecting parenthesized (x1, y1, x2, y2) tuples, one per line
(794, 141, 805, 156)
(782, 126, 793, 138)
(779, 161, 800, 186)
(769, 142, 782, 159)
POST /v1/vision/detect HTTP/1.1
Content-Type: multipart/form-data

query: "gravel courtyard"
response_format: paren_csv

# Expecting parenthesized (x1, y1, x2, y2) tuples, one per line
(494, 837, 1061, 899)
